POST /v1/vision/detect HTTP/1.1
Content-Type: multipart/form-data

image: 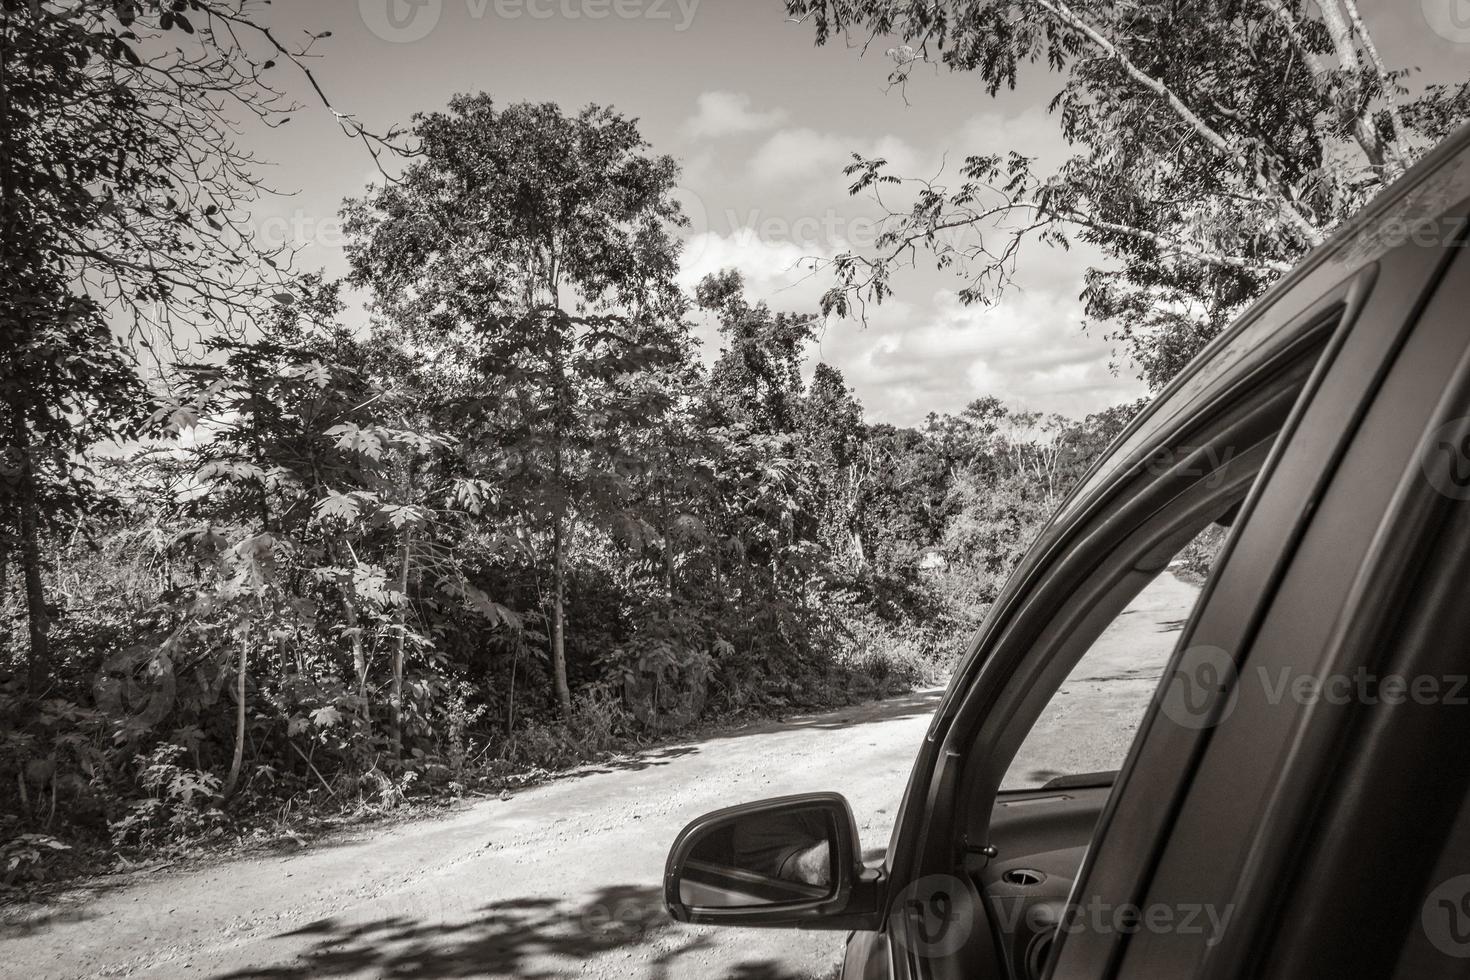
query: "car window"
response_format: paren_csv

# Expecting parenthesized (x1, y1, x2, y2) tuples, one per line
(1001, 524, 1227, 791)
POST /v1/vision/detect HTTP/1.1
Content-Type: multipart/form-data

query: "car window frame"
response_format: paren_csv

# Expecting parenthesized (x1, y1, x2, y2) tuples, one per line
(1112, 228, 1470, 980)
(879, 285, 1354, 980)
(1054, 210, 1470, 979)
(880, 133, 1470, 980)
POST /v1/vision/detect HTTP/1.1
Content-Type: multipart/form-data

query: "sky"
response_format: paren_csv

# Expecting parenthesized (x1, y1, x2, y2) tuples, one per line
(237, 0, 1470, 427)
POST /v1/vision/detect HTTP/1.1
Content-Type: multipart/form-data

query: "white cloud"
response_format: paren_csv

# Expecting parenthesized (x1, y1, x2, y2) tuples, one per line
(675, 230, 1140, 425)
(747, 128, 921, 188)
(685, 91, 788, 140)
(820, 288, 1144, 426)
(676, 101, 1136, 426)
(677, 229, 835, 363)
(679, 229, 831, 295)
(748, 128, 850, 184)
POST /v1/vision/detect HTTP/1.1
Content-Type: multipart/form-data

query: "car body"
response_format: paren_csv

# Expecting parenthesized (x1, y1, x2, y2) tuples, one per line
(664, 123, 1470, 980)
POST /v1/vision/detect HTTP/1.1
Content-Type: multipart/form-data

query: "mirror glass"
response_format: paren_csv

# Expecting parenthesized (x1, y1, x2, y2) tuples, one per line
(678, 805, 839, 909)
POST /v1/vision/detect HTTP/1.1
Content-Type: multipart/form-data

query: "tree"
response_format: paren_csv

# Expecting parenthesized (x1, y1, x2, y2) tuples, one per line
(698, 270, 816, 434)
(344, 96, 687, 716)
(0, 0, 399, 694)
(786, 0, 1470, 385)
(0, 284, 144, 691)
(800, 363, 868, 567)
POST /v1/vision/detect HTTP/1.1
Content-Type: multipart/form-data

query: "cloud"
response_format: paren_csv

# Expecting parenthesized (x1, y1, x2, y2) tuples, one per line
(748, 128, 920, 188)
(676, 101, 1137, 426)
(685, 91, 788, 140)
(748, 128, 850, 184)
(674, 230, 1141, 425)
(817, 288, 1145, 426)
(677, 228, 835, 363)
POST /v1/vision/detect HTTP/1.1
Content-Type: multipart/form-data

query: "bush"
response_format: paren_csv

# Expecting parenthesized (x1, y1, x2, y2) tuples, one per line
(502, 688, 634, 771)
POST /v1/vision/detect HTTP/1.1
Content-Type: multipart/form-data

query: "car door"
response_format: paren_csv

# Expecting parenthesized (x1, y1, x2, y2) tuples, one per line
(874, 139, 1470, 980)
(1050, 164, 1470, 977)
(869, 274, 1358, 980)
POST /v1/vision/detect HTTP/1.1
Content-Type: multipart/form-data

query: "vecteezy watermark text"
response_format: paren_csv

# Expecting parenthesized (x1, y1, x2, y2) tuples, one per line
(989, 895, 1235, 948)
(360, 0, 701, 43)
(1256, 666, 1470, 708)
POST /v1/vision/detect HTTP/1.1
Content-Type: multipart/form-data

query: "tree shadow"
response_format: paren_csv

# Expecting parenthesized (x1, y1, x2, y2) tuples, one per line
(207, 883, 814, 980)
(561, 744, 700, 778)
(698, 689, 944, 743)
(0, 905, 97, 939)
(542, 689, 942, 784)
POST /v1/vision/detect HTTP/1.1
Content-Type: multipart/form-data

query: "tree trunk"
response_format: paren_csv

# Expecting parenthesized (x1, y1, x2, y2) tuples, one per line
(6, 399, 50, 695)
(550, 518, 572, 717)
(506, 642, 520, 738)
(336, 542, 370, 725)
(223, 634, 248, 799)
(390, 527, 411, 762)
(660, 470, 674, 600)
(342, 586, 369, 722)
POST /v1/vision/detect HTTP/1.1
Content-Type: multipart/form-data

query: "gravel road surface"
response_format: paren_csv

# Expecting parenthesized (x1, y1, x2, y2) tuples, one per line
(3, 574, 1198, 980)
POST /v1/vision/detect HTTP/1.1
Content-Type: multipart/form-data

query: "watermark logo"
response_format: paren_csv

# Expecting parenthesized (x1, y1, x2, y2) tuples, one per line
(360, 0, 444, 43)
(1423, 875, 1470, 956)
(1424, 0, 1470, 45)
(890, 874, 976, 959)
(989, 895, 1234, 947)
(1158, 644, 1238, 730)
(1422, 418, 1470, 501)
(360, 0, 699, 41)
(93, 647, 176, 730)
(1140, 444, 1237, 488)
(672, 185, 711, 266)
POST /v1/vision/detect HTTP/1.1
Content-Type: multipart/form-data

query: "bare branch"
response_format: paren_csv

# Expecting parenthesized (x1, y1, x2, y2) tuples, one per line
(1338, 0, 1412, 171)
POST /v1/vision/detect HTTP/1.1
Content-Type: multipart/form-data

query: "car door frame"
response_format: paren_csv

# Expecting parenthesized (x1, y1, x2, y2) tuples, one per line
(847, 129, 1470, 980)
(867, 269, 1368, 980)
(1051, 206, 1470, 975)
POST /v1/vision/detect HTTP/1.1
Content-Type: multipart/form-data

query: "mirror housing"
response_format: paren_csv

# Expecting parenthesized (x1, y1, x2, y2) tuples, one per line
(663, 792, 883, 930)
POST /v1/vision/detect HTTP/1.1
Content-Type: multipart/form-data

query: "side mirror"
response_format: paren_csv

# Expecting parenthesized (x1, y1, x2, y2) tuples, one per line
(664, 792, 882, 930)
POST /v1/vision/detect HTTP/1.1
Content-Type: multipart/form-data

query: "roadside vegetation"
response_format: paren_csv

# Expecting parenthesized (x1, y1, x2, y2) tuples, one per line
(0, 10, 1136, 889)
(4, 0, 1468, 894)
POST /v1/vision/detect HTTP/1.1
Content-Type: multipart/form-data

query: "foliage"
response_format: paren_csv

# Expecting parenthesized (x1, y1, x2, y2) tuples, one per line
(0, 71, 1145, 883)
(786, 0, 1470, 385)
(0, 0, 403, 697)
(343, 96, 688, 717)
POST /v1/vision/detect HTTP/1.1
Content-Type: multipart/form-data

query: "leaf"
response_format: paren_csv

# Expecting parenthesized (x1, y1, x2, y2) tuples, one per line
(310, 706, 344, 729)
(313, 491, 361, 523)
(382, 504, 424, 530)
(271, 292, 297, 306)
(325, 423, 384, 460)
(197, 461, 266, 485)
(167, 405, 200, 432)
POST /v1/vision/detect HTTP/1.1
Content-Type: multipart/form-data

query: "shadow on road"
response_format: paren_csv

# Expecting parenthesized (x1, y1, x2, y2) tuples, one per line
(561, 744, 701, 779)
(697, 689, 944, 745)
(208, 884, 815, 980)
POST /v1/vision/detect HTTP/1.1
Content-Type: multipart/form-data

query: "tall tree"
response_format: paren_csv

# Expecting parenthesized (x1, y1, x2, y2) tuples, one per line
(344, 96, 687, 716)
(800, 363, 867, 567)
(786, 0, 1470, 386)
(0, 0, 397, 693)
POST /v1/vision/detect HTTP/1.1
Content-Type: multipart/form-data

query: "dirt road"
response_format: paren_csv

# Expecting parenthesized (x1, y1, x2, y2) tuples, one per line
(3, 574, 1197, 980)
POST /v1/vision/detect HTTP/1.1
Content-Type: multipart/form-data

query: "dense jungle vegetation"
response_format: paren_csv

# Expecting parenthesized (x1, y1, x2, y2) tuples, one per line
(11, 0, 1461, 888)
